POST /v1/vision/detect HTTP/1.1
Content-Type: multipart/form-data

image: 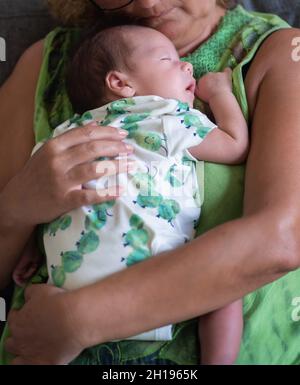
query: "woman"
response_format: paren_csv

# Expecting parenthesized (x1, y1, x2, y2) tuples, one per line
(1, 0, 300, 365)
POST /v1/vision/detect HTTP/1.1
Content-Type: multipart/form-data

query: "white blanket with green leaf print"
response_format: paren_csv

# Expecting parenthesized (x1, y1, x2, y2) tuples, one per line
(35, 95, 216, 341)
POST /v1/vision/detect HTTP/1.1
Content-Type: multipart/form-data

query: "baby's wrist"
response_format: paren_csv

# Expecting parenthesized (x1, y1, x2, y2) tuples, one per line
(207, 89, 234, 104)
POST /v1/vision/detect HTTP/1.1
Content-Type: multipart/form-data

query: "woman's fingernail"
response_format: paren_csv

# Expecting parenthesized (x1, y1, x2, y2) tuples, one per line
(125, 144, 134, 152)
(119, 129, 128, 136)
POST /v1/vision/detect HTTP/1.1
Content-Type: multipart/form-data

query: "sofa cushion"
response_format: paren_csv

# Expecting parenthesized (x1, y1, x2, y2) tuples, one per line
(0, 0, 55, 85)
(241, 0, 300, 27)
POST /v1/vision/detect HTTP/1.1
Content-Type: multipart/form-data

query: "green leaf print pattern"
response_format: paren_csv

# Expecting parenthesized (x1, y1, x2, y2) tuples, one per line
(48, 204, 116, 287)
(136, 194, 163, 208)
(69, 111, 93, 127)
(101, 113, 123, 126)
(133, 131, 168, 154)
(76, 230, 100, 254)
(157, 199, 180, 223)
(181, 155, 194, 167)
(122, 214, 151, 267)
(119, 114, 151, 139)
(181, 114, 212, 138)
(120, 115, 168, 155)
(132, 170, 162, 208)
(62, 251, 83, 273)
(51, 200, 116, 287)
(108, 98, 136, 114)
(175, 101, 190, 114)
(122, 114, 150, 123)
(44, 215, 72, 236)
(103, 99, 190, 155)
(51, 229, 100, 287)
(165, 164, 183, 188)
(51, 265, 66, 288)
(132, 171, 156, 192)
(100, 99, 138, 125)
(85, 201, 115, 231)
(46, 187, 116, 287)
(103, 101, 168, 155)
(132, 170, 181, 227)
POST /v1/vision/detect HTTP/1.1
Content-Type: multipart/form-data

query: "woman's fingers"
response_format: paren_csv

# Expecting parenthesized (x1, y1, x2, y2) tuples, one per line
(68, 186, 125, 208)
(67, 159, 137, 185)
(63, 140, 134, 169)
(52, 122, 128, 151)
(4, 122, 132, 226)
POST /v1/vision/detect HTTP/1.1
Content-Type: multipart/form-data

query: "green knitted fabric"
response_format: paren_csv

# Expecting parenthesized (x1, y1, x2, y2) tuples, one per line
(1, 5, 296, 365)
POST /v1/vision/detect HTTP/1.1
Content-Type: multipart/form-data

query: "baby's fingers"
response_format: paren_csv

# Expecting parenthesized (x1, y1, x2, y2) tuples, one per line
(223, 67, 233, 80)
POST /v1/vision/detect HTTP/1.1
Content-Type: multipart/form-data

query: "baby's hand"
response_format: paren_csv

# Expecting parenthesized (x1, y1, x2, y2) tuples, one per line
(196, 68, 232, 103)
(13, 232, 43, 287)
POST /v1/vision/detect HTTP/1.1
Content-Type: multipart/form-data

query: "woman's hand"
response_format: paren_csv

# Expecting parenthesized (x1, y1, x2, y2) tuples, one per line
(1, 123, 134, 227)
(196, 68, 232, 103)
(5, 284, 84, 365)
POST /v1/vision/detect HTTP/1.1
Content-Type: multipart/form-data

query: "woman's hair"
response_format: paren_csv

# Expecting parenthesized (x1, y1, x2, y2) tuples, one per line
(47, 0, 238, 27)
(66, 25, 138, 114)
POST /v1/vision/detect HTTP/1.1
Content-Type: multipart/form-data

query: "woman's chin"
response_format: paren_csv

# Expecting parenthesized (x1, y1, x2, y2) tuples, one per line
(141, 9, 183, 41)
(157, 22, 183, 42)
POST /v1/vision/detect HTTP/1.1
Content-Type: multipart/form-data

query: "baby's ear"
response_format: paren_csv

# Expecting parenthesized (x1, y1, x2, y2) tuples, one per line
(105, 70, 135, 98)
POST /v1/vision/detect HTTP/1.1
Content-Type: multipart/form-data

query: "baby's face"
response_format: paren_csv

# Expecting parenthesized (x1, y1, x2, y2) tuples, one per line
(127, 29, 195, 107)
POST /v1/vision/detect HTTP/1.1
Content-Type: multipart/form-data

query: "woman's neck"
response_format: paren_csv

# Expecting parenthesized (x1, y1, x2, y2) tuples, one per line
(177, 6, 226, 57)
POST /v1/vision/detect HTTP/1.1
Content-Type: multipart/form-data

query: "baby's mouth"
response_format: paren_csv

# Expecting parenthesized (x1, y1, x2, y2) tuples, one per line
(186, 80, 196, 94)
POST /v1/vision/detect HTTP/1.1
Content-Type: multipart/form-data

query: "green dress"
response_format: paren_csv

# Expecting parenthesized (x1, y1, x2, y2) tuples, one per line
(1, 5, 296, 365)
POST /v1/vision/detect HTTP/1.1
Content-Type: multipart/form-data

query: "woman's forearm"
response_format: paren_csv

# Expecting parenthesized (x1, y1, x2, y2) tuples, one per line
(68, 210, 288, 349)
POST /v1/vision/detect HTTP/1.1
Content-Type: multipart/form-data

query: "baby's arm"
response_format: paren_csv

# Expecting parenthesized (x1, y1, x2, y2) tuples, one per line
(189, 69, 249, 164)
(198, 299, 243, 364)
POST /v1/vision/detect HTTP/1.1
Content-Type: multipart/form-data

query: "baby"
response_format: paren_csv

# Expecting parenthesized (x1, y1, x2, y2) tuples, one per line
(15, 25, 248, 365)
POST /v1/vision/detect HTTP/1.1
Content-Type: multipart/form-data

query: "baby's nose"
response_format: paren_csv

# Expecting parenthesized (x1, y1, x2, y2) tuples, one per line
(182, 61, 193, 75)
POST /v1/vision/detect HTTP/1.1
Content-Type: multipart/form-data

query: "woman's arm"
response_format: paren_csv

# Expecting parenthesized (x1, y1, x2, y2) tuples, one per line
(6, 29, 300, 365)
(0, 41, 44, 288)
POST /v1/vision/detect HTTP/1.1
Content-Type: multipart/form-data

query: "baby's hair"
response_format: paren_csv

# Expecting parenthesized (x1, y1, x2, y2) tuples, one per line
(66, 25, 142, 114)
